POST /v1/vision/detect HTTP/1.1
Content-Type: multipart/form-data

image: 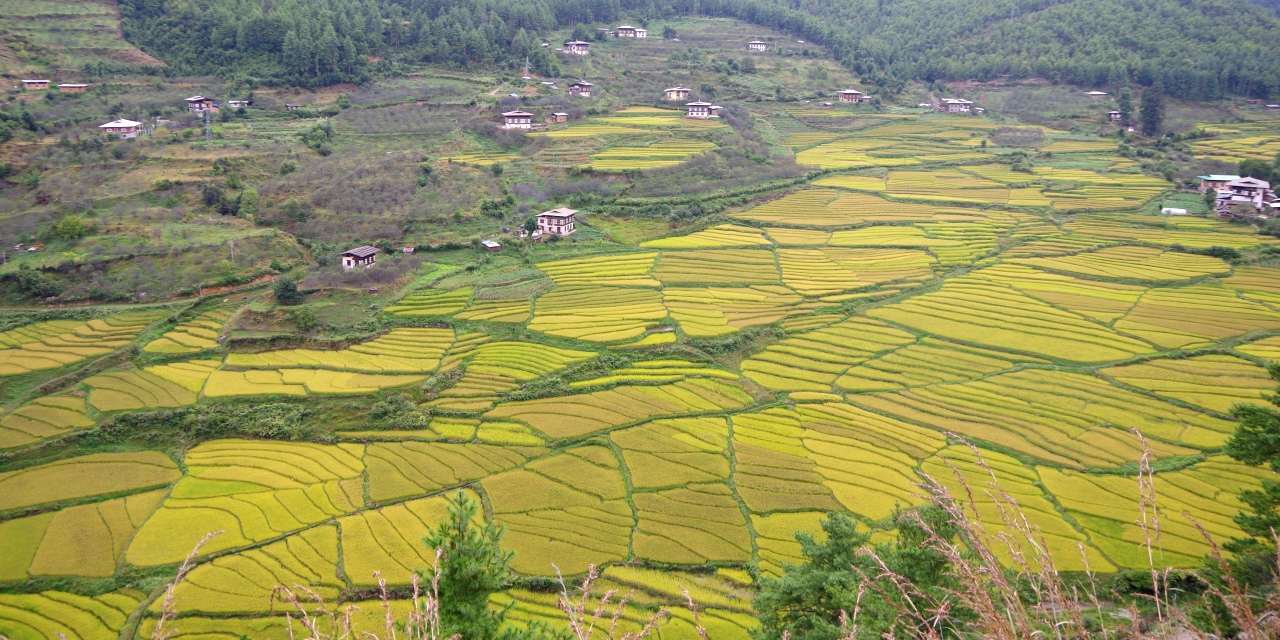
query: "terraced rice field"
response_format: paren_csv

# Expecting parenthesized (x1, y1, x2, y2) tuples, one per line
(5, 111, 1280, 639)
(587, 139, 714, 170)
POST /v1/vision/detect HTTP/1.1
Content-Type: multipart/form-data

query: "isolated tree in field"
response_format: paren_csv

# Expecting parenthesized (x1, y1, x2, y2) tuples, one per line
(1116, 86, 1133, 123)
(1140, 82, 1165, 136)
(55, 215, 89, 241)
(662, 25, 677, 39)
(752, 507, 967, 640)
(273, 276, 303, 305)
(422, 491, 548, 640)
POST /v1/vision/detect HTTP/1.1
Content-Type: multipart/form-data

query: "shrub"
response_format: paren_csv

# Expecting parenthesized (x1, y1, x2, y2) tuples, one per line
(55, 215, 89, 241)
(273, 276, 303, 305)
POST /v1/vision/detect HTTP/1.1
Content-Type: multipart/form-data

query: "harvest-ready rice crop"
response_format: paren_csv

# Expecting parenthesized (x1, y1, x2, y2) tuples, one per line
(837, 338, 1044, 391)
(810, 174, 887, 191)
(652, 249, 780, 285)
(0, 310, 165, 377)
(765, 227, 832, 246)
(529, 285, 667, 342)
(1039, 139, 1117, 153)
(752, 511, 829, 575)
(633, 483, 751, 563)
(1113, 284, 1280, 349)
(429, 341, 594, 411)
(1012, 245, 1228, 281)
(0, 451, 179, 512)
(663, 286, 818, 336)
(741, 317, 915, 391)
(1065, 214, 1273, 249)
(365, 441, 544, 502)
(1222, 265, 1280, 306)
(731, 409, 842, 513)
(587, 139, 714, 170)
(483, 378, 751, 439)
(921, 445, 1113, 572)
(384, 287, 473, 316)
(530, 123, 645, 137)
(570, 359, 738, 389)
(126, 440, 363, 564)
(454, 298, 532, 323)
(443, 152, 520, 166)
(484, 447, 632, 575)
(83, 367, 202, 411)
(0, 396, 94, 450)
(341, 493, 481, 586)
(611, 417, 729, 488)
(777, 247, 936, 297)
(2, 489, 165, 580)
(640, 223, 772, 248)
(849, 369, 1228, 469)
(970, 264, 1147, 323)
(227, 327, 453, 373)
(536, 252, 659, 287)
(732, 189, 944, 225)
(154, 525, 341, 614)
(0, 590, 145, 640)
(867, 276, 1155, 362)
(1101, 355, 1273, 414)
(143, 309, 233, 354)
(1040, 457, 1275, 568)
(1239, 336, 1280, 361)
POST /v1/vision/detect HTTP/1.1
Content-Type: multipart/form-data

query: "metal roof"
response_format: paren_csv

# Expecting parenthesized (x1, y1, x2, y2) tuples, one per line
(340, 245, 379, 258)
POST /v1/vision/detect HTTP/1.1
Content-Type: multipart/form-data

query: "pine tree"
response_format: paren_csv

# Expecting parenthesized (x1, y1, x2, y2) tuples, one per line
(1139, 82, 1165, 136)
(1116, 86, 1133, 124)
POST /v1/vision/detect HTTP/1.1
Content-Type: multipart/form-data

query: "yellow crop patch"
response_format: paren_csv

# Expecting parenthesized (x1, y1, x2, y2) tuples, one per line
(536, 252, 659, 287)
(0, 451, 179, 512)
(741, 317, 915, 391)
(0, 311, 165, 377)
(664, 286, 819, 337)
(1101, 355, 1274, 414)
(529, 285, 667, 342)
(143, 308, 233, 354)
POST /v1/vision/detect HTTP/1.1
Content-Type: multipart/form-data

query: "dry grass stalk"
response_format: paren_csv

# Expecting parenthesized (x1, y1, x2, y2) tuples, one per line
(270, 582, 358, 639)
(151, 530, 223, 640)
(1132, 428, 1172, 634)
(553, 564, 668, 640)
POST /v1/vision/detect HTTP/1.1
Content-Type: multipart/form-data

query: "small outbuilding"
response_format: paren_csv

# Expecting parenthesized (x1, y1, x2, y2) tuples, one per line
(285, 103, 302, 111)
(340, 245, 378, 270)
(21, 80, 49, 90)
(1108, 110, 1122, 121)
(747, 40, 768, 51)
(58, 83, 88, 93)
(481, 239, 502, 252)
(569, 81, 593, 97)
(537, 207, 578, 236)
(99, 119, 141, 139)
(502, 110, 534, 129)
(563, 40, 591, 55)
(1087, 90, 1109, 99)
(548, 112, 568, 123)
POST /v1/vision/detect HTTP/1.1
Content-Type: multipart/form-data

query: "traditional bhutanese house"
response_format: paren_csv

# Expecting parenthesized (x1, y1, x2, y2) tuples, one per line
(617, 25, 638, 37)
(1198, 174, 1241, 193)
(537, 207, 578, 236)
(563, 41, 591, 55)
(21, 80, 49, 90)
(550, 112, 568, 123)
(834, 90, 865, 104)
(502, 110, 534, 129)
(285, 103, 302, 111)
(941, 98, 973, 113)
(685, 101, 713, 118)
(184, 95, 214, 112)
(481, 239, 502, 252)
(634, 28, 648, 38)
(569, 81, 593, 97)
(747, 40, 768, 51)
(227, 100, 249, 108)
(1108, 110, 1122, 121)
(340, 245, 378, 270)
(1216, 177, 1272, 212)
(664, 86, 690, 101)
(1268, 104, 1280, 111)
(58, 83, 88, 93)
(1087, 90, 1109, 99)
(99, 119, 141, 139)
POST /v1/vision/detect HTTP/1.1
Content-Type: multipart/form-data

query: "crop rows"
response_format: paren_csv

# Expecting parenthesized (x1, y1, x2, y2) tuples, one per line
(227, 327, 454, 373)
(652, 249, 779, 284)
(0, 311, 165, 377)
(385, 287, 473, 316)
(1065, 215, 1273, 249)
(741, 317, 915, 391)
(82, 359, 219, 411)
(366, 441, 542, 502)
(641, 223, 771, 248)
(340, 493, 465, 586)
(850, 369, 1230, 469)
(778, 247, 935, 298)
(970, 265, 1145, 323)
(663, 285, 817, 337)
(837, 338, 1040, 392)
(1, 489, 165, 580)
(1113, 284, 1280, 349)
(0, 450, 180, 512)
(528, 285, 667, 342)
(483, 378, 751, 439)
(0, 396, 94, 450)
(587, 139, 714, 170)
(633, 483, 751, 563)
(0, 590, 145, 640)
(611, 417, 729, 488)
(1013, 245, 1229, 280)
(1101, 355, 1273, 414)
(731, 409, 842, 513)
(444, 152, 520, 166)
(143, 309, 233, 354)
(570, 359, 737, 389)
(536, 253, 659, 287)
(733, 189, 943, 225)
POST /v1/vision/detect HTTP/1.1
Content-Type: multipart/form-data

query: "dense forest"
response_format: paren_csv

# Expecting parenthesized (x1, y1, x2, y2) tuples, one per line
(119, 0, 1280, 98)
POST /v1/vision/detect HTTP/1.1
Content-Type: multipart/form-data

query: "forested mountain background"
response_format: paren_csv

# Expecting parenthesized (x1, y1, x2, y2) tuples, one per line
(119, 0, 1280, 98)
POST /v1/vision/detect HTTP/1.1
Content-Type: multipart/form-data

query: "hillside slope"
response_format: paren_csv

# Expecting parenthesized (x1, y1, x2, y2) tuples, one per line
(0, 0, 162, 76)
